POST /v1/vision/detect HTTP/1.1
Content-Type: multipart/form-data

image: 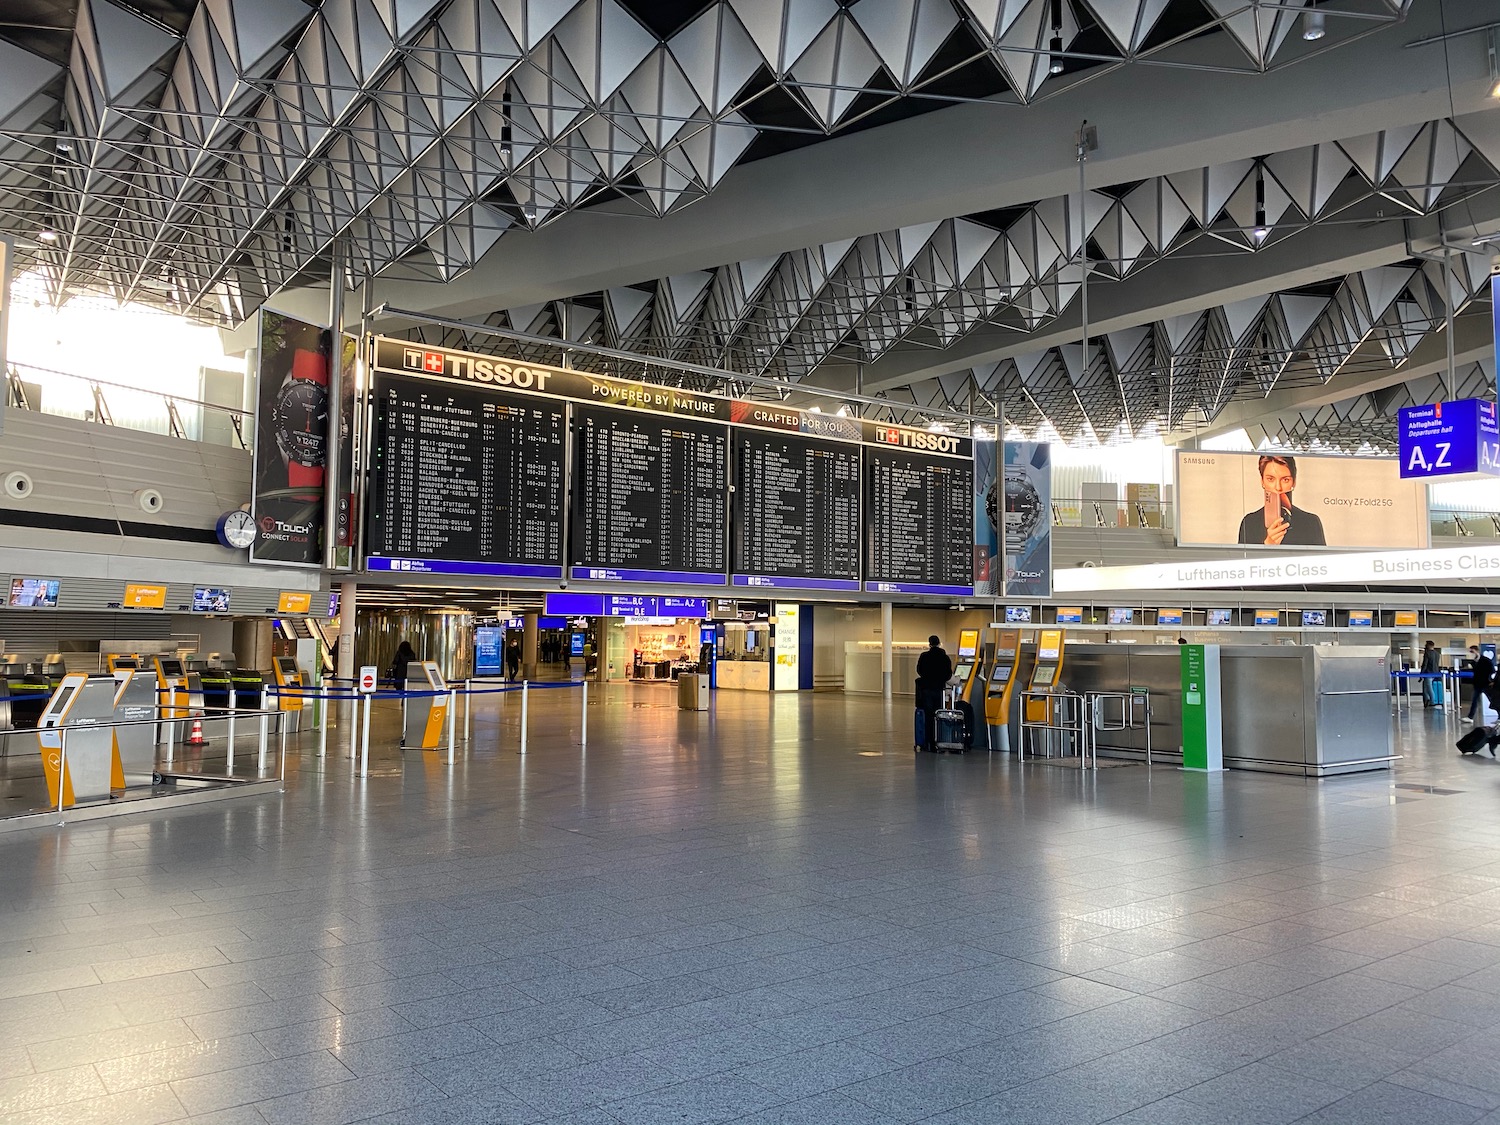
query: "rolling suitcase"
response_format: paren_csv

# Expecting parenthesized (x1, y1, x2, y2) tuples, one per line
(1458, 727, 1488, 754)
(934, 687, 967, 753)
(914, 706, 927, 751)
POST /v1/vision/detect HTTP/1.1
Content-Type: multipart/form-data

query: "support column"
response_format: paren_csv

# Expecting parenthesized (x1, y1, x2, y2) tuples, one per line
(522, 611, 539, 680)
(323, 237, 345, 570)
(337, 581, 358, 681)
(881, 601, 893, 702)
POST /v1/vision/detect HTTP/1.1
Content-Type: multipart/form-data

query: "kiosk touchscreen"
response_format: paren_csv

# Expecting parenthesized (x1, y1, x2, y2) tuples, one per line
(985, 628, 1023, 754)
(38, 673, 120, 807)
(1023, 628, 1066, 724)
(107, 655, 140, 672)
(402, 661, 451, 750)
(154, 656, 189, 721)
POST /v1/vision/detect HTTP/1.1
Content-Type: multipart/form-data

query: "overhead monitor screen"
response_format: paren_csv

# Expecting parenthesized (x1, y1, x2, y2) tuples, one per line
(864, 447, 974, 596)
(192, 587, 231, 613)
(1394, 610, 1419, 627)
(571, 405, 728, 584)
(1302, 610, 1328, 627)
(1157, 609, 1183, 626)
(1254, 610, 1280, 627)
(1005, 606, 1033, 623)
(1175, 450, 1428, 549)
(1207, 608, 1232, 626)
(1348, 610, 1373, 627)
(9, 578, 59, 608)
(1107, 607, 1133, 625)
(1055, 607, 1083, 624)
(732, 429, 860, 590)
(366, 374, 565, 579)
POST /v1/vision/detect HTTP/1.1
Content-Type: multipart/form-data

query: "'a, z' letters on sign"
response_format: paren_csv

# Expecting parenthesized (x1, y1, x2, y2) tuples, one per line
(1398, 399, 1499, 480)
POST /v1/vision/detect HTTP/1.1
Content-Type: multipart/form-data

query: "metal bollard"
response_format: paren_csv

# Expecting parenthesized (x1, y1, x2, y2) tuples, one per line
(226, 691, 237, 777)
(520, 680, 528, 755)
(57, 727, 68, 818)
(258, 688, 270, 774)
(581, 680, 587, 748)
(359, 693, 372, 777)
(318, 690, 329, 758)
(464, 679, 471, 742)
(446, 689, 456, 764)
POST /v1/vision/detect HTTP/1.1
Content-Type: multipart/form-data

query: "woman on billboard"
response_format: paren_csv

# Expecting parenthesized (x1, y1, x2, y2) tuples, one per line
(1236, 455, 1326, 546)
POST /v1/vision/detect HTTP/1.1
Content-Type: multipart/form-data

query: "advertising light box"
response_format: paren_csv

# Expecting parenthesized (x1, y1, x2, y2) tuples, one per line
(1176, 450, 1428, 549)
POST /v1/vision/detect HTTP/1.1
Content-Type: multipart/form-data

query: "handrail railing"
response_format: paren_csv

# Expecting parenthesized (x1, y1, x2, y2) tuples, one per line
(6, 362, 253, 450)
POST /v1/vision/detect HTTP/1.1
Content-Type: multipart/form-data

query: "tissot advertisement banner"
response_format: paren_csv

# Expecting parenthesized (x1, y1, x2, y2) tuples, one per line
(334, 333, 359, 554)
(974, 441, 1052, 597)
(252, 310, 331, 564)
(1175, 450, 1427, 550)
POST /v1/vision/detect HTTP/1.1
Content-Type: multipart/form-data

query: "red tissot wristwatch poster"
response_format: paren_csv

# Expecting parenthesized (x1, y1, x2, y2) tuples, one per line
(251, 309, 330, 565)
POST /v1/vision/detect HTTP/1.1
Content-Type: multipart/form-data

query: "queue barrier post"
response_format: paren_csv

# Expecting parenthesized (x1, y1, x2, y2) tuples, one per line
(581, 680, 588, 748)
(520, 680, 529, 755)
(318, 689, 329, 758)
(464, 679, 471, 742)
(226, 688, 237, 776)
(446, 689, 457, 764)
(359, 693, 372, 777)
(57, 726, 68, 820)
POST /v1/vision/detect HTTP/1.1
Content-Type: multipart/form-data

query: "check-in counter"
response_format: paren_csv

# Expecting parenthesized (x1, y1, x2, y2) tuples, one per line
(1058, 643, 1393, 776)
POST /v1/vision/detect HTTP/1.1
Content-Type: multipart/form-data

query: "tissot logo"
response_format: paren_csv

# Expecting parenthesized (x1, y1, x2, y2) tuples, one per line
(885, 428, 900, 444)
(424, 352, 445, 373)
(403, 348, 423, 369)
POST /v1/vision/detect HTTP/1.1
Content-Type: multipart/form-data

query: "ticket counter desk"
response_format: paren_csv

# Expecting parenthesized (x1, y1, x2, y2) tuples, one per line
(1061, 643, 1393, 776)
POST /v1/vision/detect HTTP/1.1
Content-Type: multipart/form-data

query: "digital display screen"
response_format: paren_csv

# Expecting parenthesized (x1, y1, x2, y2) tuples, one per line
(367, 374, 565, 578)
(1207, 608, 1232, 626)
(1394, 610, 1419, 627)
(474, 627, 503, 676)
(9, 577, 59, 608)
(1031, 662, 1056, 686)
(1302, 610, 1327, 627)
(1055, 608, 1083, 624)
(953, 662, 973, 682)
(571, 405, 728, 584)
(1254, 610, 1280, 626)
(1348, 611, 1373, 627)
(1485, 612, 1500, 629)
(1157, 609, 1183, 625)
(957, 629, 980, 658)
(193, 587, 231, 613)
(157, 658, 185, 677)
(1108, 607, 1133, 625)
(570, 633, 586, 657)
(732, 429, 860, 589)
(864, 449, 973, 595)
(1005, 606, 1032, 623)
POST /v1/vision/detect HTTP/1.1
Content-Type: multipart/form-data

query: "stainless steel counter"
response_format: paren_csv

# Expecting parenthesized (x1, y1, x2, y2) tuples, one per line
(1048, 643, 1394, 776)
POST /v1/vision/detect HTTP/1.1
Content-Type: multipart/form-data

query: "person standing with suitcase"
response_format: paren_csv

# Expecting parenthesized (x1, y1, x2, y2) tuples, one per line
(1421, 641, 1441, 708)
(915, 635, 953, 753)
(1463, 645, 1494, 725)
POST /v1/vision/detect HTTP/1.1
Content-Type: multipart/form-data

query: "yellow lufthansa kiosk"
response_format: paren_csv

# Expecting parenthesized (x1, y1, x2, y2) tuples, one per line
(951, 629, 984, 750)
(402, 661, 451, 750)
(1024, 628, 1067, 720)
(272, 656, 307, 732)
(38, 673, 120, 808)
(985, 628, 1023, 754)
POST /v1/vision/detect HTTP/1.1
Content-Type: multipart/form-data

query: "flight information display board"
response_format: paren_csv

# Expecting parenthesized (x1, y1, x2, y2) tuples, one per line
(732, 429, 861, 590)
(571, 405, 729, 584)
(366, 374, 565, 577)
(865, 447, 974, 595)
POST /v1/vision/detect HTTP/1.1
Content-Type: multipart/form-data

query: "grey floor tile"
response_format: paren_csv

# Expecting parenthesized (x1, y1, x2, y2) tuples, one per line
(1174, 1060, 1351, 1122)
(604, 1072, 784, 1124)
(1297, 1080, 1487, 1124)
(170, 1050, 355, 1116)
(255, 1068, 446, 1125)
(734, 1039, 896, 1099)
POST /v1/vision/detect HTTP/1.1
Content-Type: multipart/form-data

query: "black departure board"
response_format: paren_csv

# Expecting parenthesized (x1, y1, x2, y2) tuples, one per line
(571, 406, 729, 583)
(732, 430, 861, 590)
(366, 374, 565, 578)
(865, 450, 974, 595)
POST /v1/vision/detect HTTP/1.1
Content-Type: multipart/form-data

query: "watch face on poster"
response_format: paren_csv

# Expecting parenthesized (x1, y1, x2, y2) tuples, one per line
(275, 379, 328, 465)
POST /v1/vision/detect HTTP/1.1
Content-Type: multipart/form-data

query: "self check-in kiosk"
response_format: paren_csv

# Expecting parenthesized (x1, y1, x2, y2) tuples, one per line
(38, 673, 120, 807)
(952, 628, 985, 750)
(402, 661, 450, 749)
(1023, 628, 1067, 723)
(110, 668, 159, 786)
(272, 656, 307, 731)
(986, 628, 1023, 754)
(106, 654, 140, 672)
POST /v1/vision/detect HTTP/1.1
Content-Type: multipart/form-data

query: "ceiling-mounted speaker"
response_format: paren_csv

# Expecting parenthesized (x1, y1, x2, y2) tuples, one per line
(134, 488, 164, 514)
(3, 471, 33, 499)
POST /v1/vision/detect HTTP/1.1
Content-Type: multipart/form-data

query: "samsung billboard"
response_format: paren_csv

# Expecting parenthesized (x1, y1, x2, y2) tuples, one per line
(1175, 451, 1427, 550)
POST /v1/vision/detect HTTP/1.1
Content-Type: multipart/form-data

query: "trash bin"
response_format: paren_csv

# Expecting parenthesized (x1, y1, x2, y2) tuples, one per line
(677, 673, 709, 711)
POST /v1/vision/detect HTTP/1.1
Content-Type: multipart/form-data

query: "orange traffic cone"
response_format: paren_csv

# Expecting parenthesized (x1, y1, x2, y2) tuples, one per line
(184, 717, 209, 747)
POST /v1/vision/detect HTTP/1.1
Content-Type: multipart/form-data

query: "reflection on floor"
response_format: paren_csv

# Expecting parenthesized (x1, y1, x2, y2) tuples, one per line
(1, 685, 1499, 1125)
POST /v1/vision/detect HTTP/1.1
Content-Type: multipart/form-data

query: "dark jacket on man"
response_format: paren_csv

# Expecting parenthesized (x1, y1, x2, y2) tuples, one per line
(917, 645, 953, 687)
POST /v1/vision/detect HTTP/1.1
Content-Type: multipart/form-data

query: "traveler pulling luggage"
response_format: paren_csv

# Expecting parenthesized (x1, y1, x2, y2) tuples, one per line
(914, 636, 953, 753)
(934, 686, 968, 753)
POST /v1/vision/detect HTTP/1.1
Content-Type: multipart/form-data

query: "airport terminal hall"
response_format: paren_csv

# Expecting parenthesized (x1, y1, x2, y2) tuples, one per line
(9, 1, 1500, 1123)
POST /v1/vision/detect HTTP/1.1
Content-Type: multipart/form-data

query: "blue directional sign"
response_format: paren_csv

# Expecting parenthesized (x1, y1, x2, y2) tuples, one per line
(1397, 398, 1500, 480)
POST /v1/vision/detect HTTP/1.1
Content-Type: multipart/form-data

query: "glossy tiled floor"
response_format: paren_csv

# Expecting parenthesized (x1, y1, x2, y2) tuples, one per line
(4, 685, 1500, 1125)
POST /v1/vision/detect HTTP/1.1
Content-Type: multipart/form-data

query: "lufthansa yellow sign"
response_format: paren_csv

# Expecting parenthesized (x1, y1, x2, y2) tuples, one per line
(277, 591, 312, 614)
(122, 583, 167, 609)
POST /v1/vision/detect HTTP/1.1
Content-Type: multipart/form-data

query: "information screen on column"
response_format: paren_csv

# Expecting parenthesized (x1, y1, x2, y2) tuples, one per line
(865, 449, 974, 595)
(571, 405, 729, 584)
(732, 430, 861, 590)
(366, 374, 565, 578)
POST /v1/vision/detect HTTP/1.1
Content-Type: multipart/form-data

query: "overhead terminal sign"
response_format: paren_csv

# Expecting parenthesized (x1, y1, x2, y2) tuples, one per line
(1397, 398, 1500, 480)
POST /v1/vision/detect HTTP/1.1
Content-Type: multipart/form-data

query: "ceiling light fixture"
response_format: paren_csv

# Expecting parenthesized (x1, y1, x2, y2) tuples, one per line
(1251, 165, 1268, 244)
(38, 227, 57, 242)
(522, 200, 537, 222)
(1302, 9, 1325, 41)
(1048, 0, 1065, 74)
